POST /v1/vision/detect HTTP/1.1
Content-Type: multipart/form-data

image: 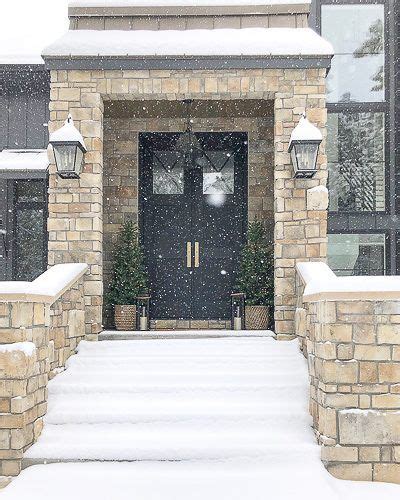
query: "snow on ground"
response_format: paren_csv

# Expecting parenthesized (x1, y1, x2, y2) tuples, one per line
(1, 337, 399, 499)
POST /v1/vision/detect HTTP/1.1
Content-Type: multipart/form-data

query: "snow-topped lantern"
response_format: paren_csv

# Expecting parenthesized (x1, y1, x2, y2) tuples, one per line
(49, 115, 87, 179)
(288, 113, 322, 179)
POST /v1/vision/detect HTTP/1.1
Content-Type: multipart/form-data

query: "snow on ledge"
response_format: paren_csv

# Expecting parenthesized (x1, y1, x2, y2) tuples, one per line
(297, 262, 400, 302)
(0, 263, 88, 304)
(42, 28, 333, 58)
(0, 150, 49, 173)
(69, 0, 311, 6)
(0, 342, 36, 356)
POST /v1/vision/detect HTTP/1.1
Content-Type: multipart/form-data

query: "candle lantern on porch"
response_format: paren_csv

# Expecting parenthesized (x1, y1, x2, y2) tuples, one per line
(231, 293, 245, 331)
(288, 113, 322, 179)
(136, 295, 150, 331)
(49, 114, 87, 179)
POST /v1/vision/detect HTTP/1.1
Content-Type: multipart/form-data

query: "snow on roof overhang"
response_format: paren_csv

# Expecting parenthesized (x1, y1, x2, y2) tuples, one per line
(42, 28, 334, 71)
(68, 0, 311, 16)
(0, 150, 49, 179)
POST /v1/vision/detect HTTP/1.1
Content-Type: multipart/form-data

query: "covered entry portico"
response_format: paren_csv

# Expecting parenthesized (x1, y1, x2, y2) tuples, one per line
(44, 1, 332, 338)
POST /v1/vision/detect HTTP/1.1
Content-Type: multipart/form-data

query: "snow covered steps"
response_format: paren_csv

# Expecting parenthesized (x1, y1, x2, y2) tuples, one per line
(24, 336, 316, 466)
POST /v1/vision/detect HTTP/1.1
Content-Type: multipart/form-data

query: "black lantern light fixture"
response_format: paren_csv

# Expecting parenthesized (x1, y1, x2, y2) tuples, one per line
(288, 113, 322, 179)
(175, 99, 204, 167)
(49, 114, 87, 179)
(136, 295, 150, 331)
(231, 293, 245, 331)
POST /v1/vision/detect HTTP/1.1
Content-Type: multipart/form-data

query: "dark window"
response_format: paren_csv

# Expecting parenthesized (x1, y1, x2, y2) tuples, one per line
(328, 233, 386, 276)
(327, 112, 385, 212)
(13, 180, 47, 281)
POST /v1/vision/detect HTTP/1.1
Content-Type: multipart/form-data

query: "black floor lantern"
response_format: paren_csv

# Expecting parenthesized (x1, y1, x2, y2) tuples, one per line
(136, 296, 151, 331)
(231, 293, 245, 331)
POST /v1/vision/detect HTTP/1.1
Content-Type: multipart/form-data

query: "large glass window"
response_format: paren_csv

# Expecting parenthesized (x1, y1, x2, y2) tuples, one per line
(328, 233, 386, 276)
(13, 180, 47, 281)
(327, 112, 385, 211)
(322, 4, 385, 103)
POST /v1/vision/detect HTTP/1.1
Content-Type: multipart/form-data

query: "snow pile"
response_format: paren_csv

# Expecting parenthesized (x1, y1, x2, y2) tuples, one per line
(42, 28, 334, 58)
(0, 263, 88, 303)
(0, 342, 36, 356)
(2, 336, 399, 499)
(0, 150, 49, 173)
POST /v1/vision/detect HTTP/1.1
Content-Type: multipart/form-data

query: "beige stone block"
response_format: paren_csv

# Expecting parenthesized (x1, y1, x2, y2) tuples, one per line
(58, 88, 81, 102)
(318, 359, 358, 384)
(11, 303, 33, 328)
(338, 409, 400, 445)
(354, 345, 391, 361)
(306, 186, 328, 211)
(359, 362, 378, 383)
(359, 446, 380, 462)
(377, 324, 400, 345)
(374, 464, 400, 484)
(337, 343, 354, 360)
(379, 363, 400, 383)
(353, 323, 376, 344)
(328, 463, 372, 482)
(319, 324, 352, 343)
(321, 445, 358, 462)
(372, 393, 400, 409)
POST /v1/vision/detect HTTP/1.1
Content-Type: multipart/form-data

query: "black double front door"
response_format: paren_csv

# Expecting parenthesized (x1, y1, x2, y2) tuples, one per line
(139, 132, 248, 320)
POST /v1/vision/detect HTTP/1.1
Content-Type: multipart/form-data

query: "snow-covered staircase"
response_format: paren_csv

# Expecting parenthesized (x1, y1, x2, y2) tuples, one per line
(24, 336, 319, 465)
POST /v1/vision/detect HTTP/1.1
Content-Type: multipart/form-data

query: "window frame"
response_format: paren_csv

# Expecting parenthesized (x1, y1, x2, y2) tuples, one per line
(314, 0, 398, 276)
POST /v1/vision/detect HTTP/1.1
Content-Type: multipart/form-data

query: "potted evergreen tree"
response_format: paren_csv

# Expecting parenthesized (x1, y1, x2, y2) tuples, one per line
(236, 220, 274, 330)
(107, 221, 148, 331)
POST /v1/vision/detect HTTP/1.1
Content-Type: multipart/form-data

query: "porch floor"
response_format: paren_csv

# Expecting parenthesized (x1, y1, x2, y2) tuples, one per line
(99, 329, 276, 340)
(3, 337, 399, 499)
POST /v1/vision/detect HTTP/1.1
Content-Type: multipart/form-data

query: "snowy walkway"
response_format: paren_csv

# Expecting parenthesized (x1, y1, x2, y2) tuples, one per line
(2, 336, 399, 499)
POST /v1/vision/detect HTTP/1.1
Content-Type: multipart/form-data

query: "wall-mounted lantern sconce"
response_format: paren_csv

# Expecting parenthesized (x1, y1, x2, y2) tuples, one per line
(231, 293, 245, 331)
(49, 114, 87, 179)
(136, 295, 151, 331)
(288, 113, 322, 179)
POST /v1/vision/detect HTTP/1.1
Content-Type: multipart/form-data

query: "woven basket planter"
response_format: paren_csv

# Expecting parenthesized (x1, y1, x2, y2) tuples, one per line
(245, 305, 269, 330)
(114, 305, 137, 331)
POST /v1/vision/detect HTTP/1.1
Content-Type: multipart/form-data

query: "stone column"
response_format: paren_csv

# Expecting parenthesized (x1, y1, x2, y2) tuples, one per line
(48, 70, 104, 337)
(274, 68, 328, 338)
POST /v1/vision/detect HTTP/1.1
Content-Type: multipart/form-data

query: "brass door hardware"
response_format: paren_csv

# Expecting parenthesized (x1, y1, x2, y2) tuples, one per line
(186, 242, 192, 268)
(194, 242, 200, 268)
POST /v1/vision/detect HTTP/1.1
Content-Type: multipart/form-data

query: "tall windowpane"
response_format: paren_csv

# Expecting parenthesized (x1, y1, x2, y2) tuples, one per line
(13, 180, 47, 281)
(322, 4, 385, 102)
(328, 233, 386, 276)
(328, 112, 385, 212)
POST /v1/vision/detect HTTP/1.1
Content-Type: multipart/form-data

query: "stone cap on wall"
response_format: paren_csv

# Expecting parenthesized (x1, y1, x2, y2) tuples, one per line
(297, 262, 400, 302)
(0, 263, 88, 304)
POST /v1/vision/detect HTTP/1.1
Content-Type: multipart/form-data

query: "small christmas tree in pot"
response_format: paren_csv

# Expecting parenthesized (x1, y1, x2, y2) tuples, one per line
(236, 220, 274, 330)
(107, 221, 148, 331)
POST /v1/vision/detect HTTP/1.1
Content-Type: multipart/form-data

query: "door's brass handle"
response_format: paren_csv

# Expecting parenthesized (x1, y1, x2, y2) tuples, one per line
(186, 242, 192, 268)
(194, 242, 200, 268)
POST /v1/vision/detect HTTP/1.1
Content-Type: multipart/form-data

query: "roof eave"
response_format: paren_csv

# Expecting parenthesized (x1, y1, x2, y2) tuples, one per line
(43, 54, 332, 71)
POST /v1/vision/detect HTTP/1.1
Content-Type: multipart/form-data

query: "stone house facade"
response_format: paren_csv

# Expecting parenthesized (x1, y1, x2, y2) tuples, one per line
(40, 1, 333, 337)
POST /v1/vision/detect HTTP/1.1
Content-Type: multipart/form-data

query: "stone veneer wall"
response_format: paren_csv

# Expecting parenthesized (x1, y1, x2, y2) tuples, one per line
(296, 264, 400, 484)
(0, 268, 86, 478)
(48, 68, 328, 337)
